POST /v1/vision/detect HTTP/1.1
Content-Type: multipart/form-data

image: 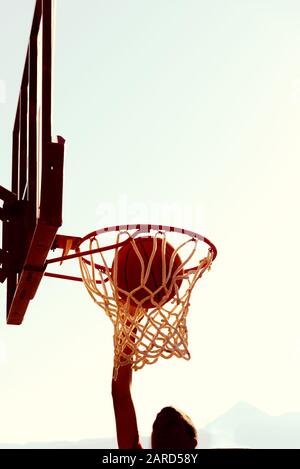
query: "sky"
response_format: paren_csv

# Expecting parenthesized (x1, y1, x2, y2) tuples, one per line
(1, 0, 300, 445)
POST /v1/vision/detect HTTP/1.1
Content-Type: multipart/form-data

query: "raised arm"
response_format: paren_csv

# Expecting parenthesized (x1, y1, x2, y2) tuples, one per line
(111, 309, 142, 449)
(111, 359, 141, 449)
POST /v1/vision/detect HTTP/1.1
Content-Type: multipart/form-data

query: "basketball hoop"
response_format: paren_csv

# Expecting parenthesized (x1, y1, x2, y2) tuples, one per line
(46, 224, 217, 378)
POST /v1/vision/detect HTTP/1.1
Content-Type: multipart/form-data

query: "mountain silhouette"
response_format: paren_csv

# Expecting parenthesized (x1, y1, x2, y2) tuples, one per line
(1, 402, 300, 449)
(203, 401, 300, 449)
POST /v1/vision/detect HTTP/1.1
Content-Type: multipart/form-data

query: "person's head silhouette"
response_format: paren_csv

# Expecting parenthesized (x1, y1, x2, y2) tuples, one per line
(151, 406, 198, 449)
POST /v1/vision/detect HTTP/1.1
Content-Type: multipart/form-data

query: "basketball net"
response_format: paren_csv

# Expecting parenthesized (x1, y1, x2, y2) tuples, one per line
(77, 227, 215, 379)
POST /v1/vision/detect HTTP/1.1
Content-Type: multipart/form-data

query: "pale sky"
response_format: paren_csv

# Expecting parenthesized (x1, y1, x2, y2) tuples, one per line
(1, 0, 300, 445)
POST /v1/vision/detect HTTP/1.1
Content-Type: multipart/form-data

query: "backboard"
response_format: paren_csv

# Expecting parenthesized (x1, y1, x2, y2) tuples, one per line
(0, 0, 64, 325)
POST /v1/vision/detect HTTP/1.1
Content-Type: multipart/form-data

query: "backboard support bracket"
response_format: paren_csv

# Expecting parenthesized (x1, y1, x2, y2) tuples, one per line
(6, 139, 65, 325)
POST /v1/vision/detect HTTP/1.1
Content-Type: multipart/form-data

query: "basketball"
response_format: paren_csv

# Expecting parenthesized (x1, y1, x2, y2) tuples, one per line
(112, 237, 183, 308)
